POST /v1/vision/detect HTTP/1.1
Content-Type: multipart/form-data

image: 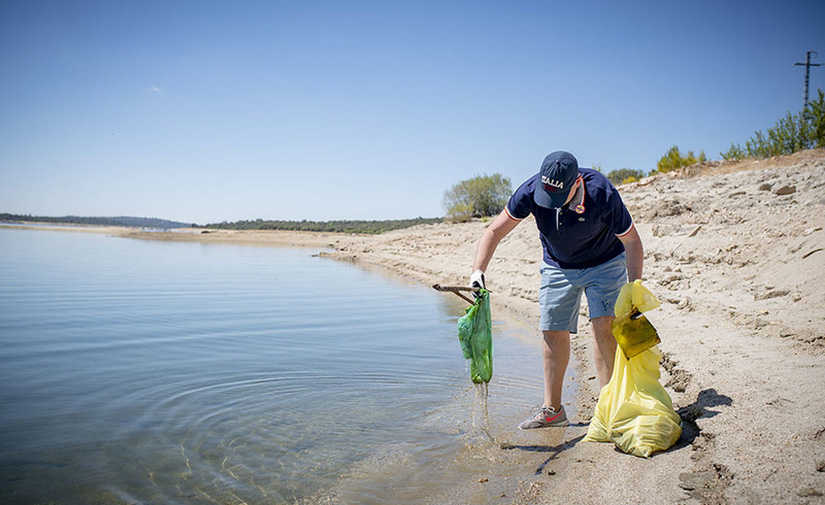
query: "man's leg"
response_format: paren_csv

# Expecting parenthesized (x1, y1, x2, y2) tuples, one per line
(591, 316, 617, 387)
(581, 253, 626, 388)
(542, 330, 570, 410)
(522, 262, 578, 429)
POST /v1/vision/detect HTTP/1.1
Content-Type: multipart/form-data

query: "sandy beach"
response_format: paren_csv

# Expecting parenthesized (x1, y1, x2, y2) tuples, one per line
(9, 149, 824, 504)
(314, 149, 825, 505)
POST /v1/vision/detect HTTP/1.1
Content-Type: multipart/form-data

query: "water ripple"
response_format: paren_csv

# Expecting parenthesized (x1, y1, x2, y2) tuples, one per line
(0, 229, 545, 505)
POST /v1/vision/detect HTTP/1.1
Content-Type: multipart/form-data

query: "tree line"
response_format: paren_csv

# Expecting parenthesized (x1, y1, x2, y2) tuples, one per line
(0, 214, 191, 229)
(0, 213, 441, 234)
(199, 217, 442, 234)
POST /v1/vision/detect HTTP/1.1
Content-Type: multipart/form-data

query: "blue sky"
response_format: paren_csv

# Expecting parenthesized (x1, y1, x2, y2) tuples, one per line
(2, 0, 824, 224)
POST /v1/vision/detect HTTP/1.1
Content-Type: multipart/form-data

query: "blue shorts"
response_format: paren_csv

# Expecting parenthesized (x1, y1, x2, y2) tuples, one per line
(539, 253, 627, 333)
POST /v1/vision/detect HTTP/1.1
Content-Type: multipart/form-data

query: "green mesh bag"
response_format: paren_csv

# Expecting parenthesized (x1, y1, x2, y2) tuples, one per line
(456, 289, 493, 384)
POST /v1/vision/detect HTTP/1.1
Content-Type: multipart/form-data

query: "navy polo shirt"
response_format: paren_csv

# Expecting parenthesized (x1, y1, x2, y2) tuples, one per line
(505, 168, 634, 269)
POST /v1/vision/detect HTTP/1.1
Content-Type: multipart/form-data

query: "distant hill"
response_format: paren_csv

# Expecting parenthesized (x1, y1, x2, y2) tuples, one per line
(0, 214, 193, 229)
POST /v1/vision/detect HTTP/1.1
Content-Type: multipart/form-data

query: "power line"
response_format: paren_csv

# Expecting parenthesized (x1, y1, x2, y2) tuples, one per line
(794, 51, 822, 109)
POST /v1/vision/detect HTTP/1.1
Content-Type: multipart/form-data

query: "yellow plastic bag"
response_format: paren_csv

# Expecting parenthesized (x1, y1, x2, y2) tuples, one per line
(614, 279, 661, 316)
(612, 279, 662, 359)
(583, 282, 682, 458)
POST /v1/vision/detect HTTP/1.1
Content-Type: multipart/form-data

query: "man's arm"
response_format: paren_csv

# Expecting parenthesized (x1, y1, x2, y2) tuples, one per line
(472, 210, 521, 273)
(618, 225, 643, 282)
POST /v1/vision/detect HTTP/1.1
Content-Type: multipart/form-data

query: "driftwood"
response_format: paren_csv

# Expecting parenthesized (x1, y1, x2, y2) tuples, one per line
(432, 284, 485, 305)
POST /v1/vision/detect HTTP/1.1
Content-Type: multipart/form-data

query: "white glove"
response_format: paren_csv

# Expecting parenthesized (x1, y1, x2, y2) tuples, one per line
(470, 270, 486, 293)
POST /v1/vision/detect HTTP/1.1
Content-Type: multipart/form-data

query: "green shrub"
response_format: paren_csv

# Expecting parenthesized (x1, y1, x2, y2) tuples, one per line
(607, 168, 645, 186)
(443, 173, 512, 219)
(656, 146, 707, 174)
(809, 89, 825, 147)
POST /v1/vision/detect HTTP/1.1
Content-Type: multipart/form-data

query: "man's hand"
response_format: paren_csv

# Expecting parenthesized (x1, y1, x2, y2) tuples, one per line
(470, 270, 486, 297)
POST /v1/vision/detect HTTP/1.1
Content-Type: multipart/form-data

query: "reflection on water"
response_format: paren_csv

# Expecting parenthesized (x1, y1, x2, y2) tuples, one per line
(0, 229, 560, 504)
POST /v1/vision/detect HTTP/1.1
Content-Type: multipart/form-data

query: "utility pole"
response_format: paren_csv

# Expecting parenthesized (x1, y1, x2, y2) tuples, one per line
(794, 51, 822, 109)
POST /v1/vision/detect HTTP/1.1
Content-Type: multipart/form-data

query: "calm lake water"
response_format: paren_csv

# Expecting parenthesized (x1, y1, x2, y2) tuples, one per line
(0, 228, 552, 504)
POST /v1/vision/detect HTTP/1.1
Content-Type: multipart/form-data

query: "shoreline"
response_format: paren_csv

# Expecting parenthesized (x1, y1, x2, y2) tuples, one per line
(0, 221, 694, 503)
(313, 150, 825, 504)
(4, 148, 825, 503)
(1, 221, 588, 503)
(0, 223, 348, 250)
(0, 222, 136, 235)
(0, 221, 602, 503)
(151, 229, 601, 505)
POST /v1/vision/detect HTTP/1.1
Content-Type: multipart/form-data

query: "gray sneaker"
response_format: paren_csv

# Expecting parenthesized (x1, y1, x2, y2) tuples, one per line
(518, 406, 569, 430)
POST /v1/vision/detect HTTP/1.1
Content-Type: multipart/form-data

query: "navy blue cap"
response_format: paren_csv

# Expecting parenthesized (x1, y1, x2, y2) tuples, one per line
(533, 150, 579, 208)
